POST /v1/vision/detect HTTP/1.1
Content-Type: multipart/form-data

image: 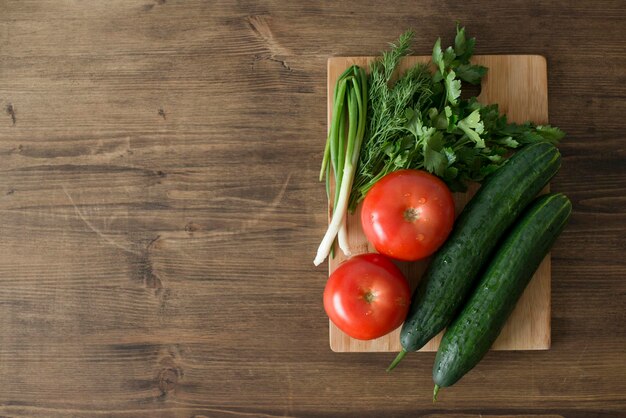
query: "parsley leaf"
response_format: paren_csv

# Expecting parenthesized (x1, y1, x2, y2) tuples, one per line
(442, 146, 457, 165)
(454, 24, 476, 62)
(432, 38, 445, 74)
(455, 64, 488, 85)
(443, 46, 456, 68)
(445, 70, 462, 105)
(458, 109, 485, 148)
(423, 130, 447, 176)
(495, 136, 520, 148)
(535, 125, 566, 143)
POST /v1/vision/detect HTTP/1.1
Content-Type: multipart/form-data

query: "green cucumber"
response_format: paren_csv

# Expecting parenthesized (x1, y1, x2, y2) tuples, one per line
(433, 193, 571, 398)
(388, 142, 561, 370)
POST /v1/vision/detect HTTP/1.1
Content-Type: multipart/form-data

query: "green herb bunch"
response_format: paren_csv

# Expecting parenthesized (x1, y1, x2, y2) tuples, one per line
(348, 26, 564, 211)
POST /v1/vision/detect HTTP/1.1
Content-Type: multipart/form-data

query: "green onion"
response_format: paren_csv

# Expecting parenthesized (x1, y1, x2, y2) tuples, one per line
(314, 65, 368, 266)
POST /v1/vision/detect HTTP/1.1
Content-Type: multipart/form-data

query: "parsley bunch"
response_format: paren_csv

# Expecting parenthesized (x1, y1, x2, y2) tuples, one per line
(348, 26, 564, 211)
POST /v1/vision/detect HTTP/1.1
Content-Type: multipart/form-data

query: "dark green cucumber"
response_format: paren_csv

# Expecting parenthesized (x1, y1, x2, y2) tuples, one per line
(388, 143, 561, 370)
(433, 193, 571, 398)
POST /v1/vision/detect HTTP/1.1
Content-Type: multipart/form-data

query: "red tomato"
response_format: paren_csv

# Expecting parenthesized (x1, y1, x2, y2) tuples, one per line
(323, 254, 410, 340)
(361, 169, 455, 261)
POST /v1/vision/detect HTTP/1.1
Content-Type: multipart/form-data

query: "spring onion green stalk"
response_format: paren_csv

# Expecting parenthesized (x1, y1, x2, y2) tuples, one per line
(315, 65, 367, 266)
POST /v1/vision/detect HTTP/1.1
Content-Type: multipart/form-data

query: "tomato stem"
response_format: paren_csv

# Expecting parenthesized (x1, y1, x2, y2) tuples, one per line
(403, 207, 420, 222)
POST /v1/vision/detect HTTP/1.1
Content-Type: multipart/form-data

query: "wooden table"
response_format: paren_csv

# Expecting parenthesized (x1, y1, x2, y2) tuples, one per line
(0, 1, 624, 417)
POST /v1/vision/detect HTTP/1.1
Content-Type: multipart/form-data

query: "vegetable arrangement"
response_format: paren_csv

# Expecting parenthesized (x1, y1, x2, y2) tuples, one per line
(316, 25, 571, 399)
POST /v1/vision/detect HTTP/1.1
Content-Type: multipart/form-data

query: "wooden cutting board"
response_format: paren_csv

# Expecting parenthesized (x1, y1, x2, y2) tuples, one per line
(327, 55, 551, 352)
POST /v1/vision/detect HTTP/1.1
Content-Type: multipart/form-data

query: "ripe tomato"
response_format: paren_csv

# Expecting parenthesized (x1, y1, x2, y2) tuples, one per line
(323, 254, 410, 340)
(361, 169, 455, 261)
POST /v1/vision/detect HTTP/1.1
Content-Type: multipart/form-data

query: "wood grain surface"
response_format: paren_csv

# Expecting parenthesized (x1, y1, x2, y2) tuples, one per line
(0, 1, 625, 417)
(327, 55, 552, 353)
